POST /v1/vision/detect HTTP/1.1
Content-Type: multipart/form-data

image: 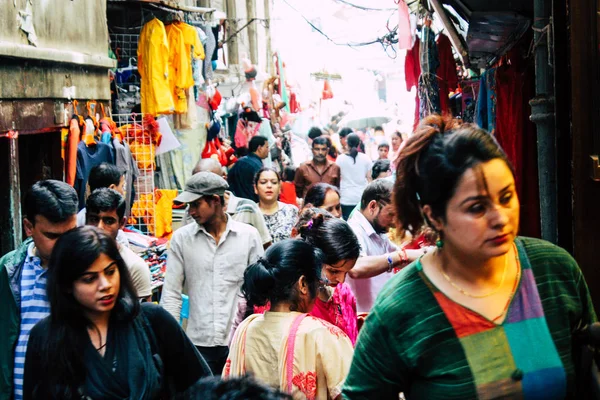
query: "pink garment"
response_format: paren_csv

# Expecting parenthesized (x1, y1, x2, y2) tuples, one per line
(234, 119, 261, 148)
(309, 283, 358, 345)
(397, 0, 412, 50)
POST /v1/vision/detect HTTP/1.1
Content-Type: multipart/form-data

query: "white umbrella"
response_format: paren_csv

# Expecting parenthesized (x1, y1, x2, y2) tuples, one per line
(340, 112, 392, 130)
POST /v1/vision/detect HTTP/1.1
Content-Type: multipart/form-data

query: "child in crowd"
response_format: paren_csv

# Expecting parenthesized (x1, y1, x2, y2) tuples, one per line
(377, 142, 390, 160)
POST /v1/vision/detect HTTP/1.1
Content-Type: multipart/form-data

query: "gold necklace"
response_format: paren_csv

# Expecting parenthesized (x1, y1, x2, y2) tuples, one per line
(439, 246, 510, 299)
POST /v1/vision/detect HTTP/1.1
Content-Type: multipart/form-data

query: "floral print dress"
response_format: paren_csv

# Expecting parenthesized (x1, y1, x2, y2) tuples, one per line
(262, 202, 298, 243)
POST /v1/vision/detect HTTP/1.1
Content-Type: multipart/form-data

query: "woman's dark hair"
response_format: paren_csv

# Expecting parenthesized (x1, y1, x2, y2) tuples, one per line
(242, 240, 323, 310)
(36, 226, 140, 398)
(303, 183, 340, 209)
(346, 133, 361, 164)
(371, 159, 391, 180)
(392, 130, 404, 141)
(283, 166, 296, 182)
(253, 167, 281, 187)
(394, 114, 513, 233)
(179, 375, 291, 399)
(296, 208, 360, 266)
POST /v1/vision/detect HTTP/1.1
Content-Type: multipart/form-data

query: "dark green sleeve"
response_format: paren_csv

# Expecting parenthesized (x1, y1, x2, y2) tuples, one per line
(573, 260, 597, 326)
(342, 313, 407, 399)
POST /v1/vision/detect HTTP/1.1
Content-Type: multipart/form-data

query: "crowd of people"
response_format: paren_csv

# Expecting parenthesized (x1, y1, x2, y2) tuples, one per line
(0, 115, 597, 399)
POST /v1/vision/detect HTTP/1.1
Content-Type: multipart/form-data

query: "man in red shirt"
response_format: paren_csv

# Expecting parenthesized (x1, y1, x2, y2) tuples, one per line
(294, 136, 341, 199)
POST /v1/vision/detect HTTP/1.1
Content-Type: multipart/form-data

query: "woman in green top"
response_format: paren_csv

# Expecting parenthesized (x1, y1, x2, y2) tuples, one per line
(342, 115, 596, 399)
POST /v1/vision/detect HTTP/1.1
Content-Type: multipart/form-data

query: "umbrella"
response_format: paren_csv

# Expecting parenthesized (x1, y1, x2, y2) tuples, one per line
(340, 112, 392, 130)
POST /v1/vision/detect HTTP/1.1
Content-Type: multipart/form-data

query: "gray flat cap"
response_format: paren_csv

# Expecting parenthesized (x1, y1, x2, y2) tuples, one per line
(173, 171, 229, 204)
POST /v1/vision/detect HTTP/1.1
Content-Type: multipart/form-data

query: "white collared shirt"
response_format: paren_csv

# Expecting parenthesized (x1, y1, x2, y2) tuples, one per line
(346, 211, 397, 312)
(160, 216, 264, 346)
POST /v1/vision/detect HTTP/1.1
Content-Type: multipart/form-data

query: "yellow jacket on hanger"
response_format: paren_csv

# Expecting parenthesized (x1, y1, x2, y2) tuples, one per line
(165, 23, 188, 114)
(174, 21, 205, 88)
(138, 18, 175, 116)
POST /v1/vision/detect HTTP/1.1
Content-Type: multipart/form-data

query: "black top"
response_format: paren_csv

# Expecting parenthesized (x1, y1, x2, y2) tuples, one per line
(227, 153, 263, 202)
(23, 303, 212, 399)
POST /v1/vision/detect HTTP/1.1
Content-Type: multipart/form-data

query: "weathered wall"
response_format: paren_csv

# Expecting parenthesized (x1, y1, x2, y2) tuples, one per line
(0, 0, 114, 101)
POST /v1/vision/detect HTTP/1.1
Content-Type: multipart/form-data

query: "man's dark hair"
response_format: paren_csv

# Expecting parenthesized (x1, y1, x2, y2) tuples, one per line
(249, 136, 269, 153)
(86, 188, 126, 220)
(308, 126, 323, 140)
(312, 136, 330, 148)
(24, 180, 78, 225)
(360, 179, 394, 210)
(88, 163, 125, 192)
(338, 127, 353, 139)
(175, 375, 291, 399)
(378, 142, 390, 150)
(374, 126, 384, 132)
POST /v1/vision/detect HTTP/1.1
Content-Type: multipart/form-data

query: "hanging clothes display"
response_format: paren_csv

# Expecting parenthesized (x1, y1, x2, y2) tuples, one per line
(202, 24, 216, 81)
(404, 38, 421, 132)
(113, 137, 140, 217)
(495, 47, 540, 237)
(476, 68, 496, 132)
(138, 18, 174, 116)
(74, 140, 116, 210)
(418, 24, 441, 119)
(154, 189, 178, 239)
(65, 116, 82, 186)
(165, 22, 188, 113)
(436, 33, 458, 115)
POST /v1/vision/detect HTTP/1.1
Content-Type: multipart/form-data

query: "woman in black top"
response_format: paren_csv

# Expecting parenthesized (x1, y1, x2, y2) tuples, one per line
(24, 226, 211, 399)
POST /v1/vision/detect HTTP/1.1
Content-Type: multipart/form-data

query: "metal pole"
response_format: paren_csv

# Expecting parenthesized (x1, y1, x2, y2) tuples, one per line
(529, 0, 558, 243)
(8, 128, 22, 250)
(429, 0, 470, 68)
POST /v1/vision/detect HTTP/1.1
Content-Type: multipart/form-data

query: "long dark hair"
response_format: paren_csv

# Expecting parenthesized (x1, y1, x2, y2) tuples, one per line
(346, 133, 361, 164)
(242, 240, 323, 311)
(394, 114, 513, 233)
(296, 208, 360, 266)
(303, 183, 340, 209)
(35, 226, 140, 398)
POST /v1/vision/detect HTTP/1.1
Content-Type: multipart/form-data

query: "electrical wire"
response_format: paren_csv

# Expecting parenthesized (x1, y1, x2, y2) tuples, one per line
(334, 0, 397, 11)
(281, 0, 399, 50)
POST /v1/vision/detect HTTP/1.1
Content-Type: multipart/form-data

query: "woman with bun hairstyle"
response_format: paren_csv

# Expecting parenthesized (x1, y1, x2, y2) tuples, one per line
(343, 115, 596, 399)
(224, 239, 353, 400)
(336, 133, 372, 220)
(294, 208, 360, 344)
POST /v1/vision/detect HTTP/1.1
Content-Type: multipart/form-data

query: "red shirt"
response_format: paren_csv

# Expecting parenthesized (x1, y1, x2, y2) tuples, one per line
(279, 181, 298, 206)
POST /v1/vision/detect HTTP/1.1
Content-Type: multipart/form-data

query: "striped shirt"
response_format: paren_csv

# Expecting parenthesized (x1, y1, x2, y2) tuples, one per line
(13, 244, 49, 400)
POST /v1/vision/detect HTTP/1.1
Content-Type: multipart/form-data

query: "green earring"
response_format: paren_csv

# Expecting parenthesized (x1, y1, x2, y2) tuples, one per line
(436, 239, 444, 249)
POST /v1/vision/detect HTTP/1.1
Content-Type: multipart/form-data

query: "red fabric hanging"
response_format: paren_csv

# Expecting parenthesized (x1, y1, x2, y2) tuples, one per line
(322, 80, 334, 100)
(405, 38, 421, 132)
(436, 34, 458, 115)
(494, 47, 541, 238)
(65, 117, 81, 186)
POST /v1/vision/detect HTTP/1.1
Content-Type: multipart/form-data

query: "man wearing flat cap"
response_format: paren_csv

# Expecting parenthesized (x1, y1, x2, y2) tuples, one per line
(160, 172, 263, 375)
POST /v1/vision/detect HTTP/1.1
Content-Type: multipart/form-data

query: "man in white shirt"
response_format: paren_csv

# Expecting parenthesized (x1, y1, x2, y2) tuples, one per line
(184, 158, 272, 249)
(346, 180, 408, 312)
(160, 171, 263, 374)
(85, 188, 152, 301)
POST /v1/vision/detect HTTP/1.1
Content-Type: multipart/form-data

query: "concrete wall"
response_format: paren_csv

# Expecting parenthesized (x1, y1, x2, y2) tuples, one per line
(0, 0, 114, 101)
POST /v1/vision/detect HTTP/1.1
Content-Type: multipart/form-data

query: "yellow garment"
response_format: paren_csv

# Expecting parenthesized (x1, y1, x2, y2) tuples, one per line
(138, 18, 174, 116)
(130, 193, 155, 235)
(165, 23, 188, 114)
(174, 21, 205, 88)
(154, 189, 178, 239)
